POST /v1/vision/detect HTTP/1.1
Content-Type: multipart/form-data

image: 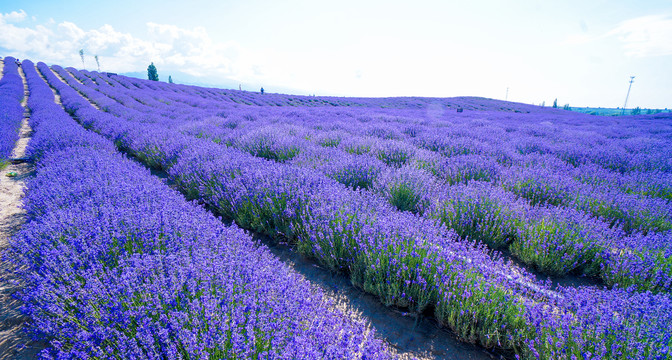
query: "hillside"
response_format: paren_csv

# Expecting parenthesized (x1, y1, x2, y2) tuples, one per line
(1, 57, 672, 360)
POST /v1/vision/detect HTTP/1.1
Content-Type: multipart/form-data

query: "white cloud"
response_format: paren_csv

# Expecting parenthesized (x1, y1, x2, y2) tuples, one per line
(0, 9, 392, 93)
(0, 10, 258, 81)
(560, 14, 672, 58)
(608, 14, 672, 57)
(58, 21, 86, 41)
(0, 11, 53, 54)
(2, 9, 27, 23)
(146, 22, 238, 75)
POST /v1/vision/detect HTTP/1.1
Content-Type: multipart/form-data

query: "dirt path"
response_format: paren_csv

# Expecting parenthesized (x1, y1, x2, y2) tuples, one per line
(73, 91, 503, 359)
(36, 67, 61, 106)
(48, 67, 98, 110)
(138, 171, 503, 359)
(0, 62, 47, 359)
(259, 236, 503, 360)
(149, 166, 505, 359)
(64, 68, 84, 85)
(31, 68, 509, 359)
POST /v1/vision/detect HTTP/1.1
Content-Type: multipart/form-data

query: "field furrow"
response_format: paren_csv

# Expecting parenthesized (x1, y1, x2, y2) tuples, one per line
(33, 62, 672, 359)
(5, 59, 395, 359)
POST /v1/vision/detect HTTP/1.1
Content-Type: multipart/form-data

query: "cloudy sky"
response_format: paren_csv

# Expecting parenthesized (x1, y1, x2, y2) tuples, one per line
(1, 0, 671, 108)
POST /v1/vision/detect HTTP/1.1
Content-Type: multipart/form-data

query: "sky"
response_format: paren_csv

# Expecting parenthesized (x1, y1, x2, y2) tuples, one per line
(1, 0, 671, 108)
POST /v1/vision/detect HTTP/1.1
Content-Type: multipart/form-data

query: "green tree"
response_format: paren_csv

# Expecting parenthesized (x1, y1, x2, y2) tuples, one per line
(147, 62, 159, 81)
(631, 106, 641, 115)
(552, 98, 558, 108)
(168, 75, 173, 84)
(79, 49, 85, 69)
(94, 55, 100, 72)
(563, 104, 571, 110)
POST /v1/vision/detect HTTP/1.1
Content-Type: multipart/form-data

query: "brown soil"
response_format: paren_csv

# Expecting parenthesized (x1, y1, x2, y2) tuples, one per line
(0, 61, 48, 359)
(13, 61, 509, 359)
(64, 68, 85, 85)
(49, 67, 98, 109)
(36, 67, 61, 106)
(258, 236, 504, 360)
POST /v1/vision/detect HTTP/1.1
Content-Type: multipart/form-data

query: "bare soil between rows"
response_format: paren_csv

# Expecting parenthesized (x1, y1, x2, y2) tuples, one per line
(3, 61, 601, 359)
(22, 66, 504, 359)
(0, 60, 48, 359)
(148, 163, 505, 360)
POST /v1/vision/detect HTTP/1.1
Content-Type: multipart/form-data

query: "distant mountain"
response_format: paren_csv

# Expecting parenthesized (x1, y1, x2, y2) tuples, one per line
(120, 71, 238, 89)
(119, 70, 310, 96)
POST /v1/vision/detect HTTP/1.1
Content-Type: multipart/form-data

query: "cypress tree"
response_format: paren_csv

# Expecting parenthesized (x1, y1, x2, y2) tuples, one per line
(147, 62, 159, 81)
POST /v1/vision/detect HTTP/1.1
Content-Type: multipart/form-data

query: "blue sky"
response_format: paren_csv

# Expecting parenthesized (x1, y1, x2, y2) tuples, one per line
(1, 0, 671, 108)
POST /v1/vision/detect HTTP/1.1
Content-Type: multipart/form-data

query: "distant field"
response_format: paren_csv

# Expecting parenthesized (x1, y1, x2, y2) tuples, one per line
(2, 56, 672, 359)
(570, 106, 671, 116)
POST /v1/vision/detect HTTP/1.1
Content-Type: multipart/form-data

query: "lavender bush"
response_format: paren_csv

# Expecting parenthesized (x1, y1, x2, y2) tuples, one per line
(12, 60, 393, 359)
(0, 56, 24, 166)
(32, 59, 672, 359)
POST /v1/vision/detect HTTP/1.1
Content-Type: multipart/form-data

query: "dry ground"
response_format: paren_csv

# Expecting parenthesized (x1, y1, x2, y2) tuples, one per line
(0, 58, 48, 359)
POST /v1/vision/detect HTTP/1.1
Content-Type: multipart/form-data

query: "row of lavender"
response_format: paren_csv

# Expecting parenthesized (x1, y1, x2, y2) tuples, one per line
(68, 64, 672, 304)
(225, 125, 672, 292)
(173, 118, 670, 291)
(159, 87, 672, 206)
(88, 69, 672, 178)
(11, 59, 392, 359)
(161, 99, 671, 228)
(173, 80, 672, 292)
(71, 67, 672, 232)
(52, 64, 541, 352)
(45, 64, 672, 358)
(0, 56, 24, 167)
(67, 67, 671, 293)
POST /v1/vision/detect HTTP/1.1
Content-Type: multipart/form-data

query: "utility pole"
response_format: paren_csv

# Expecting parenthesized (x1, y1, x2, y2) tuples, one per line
(622, 76, 635, 115)
(505, 87, 509, 101)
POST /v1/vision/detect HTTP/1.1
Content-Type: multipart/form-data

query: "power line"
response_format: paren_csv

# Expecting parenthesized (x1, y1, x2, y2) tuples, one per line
(622, 76, 635, 115)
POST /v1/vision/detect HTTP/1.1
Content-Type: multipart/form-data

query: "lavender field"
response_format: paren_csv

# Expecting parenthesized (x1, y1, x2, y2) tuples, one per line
(2, 56, 672, 359)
